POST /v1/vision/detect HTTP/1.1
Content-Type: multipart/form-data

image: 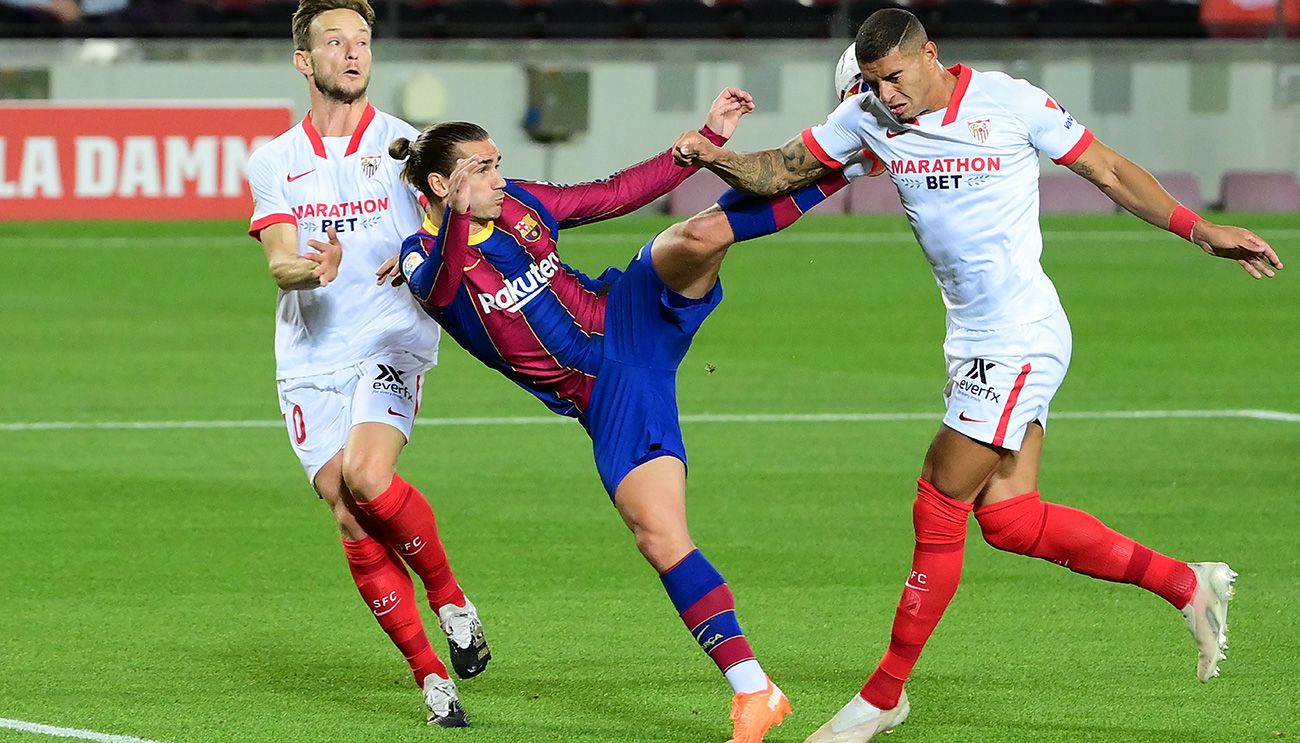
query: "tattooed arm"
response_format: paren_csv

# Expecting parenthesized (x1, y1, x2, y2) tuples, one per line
(673, 131, 832, 196)
(1068, 137, 1281, 278)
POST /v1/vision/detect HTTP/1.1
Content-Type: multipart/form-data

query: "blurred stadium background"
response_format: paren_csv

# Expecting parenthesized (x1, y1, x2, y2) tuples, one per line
(2, 3, 1297, 743)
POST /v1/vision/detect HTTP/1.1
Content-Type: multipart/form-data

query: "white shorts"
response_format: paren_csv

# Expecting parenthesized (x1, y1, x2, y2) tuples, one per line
(941, 308, 1072, 451)
(276, 354, 430, 485)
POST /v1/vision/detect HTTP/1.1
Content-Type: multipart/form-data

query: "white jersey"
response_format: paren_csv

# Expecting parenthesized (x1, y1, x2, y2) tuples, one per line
(248, 104, 439, 379)
(805, 65, 1094, 330)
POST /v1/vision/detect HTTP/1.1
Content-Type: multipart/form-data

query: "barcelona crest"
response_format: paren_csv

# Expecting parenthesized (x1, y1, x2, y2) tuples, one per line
(513, 213, 542, 242)
(360, 155, 382, 180)
(967, 118, 991, 144)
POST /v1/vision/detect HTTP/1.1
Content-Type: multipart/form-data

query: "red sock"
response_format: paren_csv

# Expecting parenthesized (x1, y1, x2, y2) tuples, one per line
(342, 536, 448, 685)
(354, 474, 467, 610)
(861, 478, 973, 710)
(975, 491, 1196, 608)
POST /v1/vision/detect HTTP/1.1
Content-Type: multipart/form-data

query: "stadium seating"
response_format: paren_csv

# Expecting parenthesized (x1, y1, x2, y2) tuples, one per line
(1038, 173, 1117, 213)
(0, 0, 1245, 39)
(1151, 171, 1205, 212)
(847, 174, 905, 215)
(818, 180, 852, 214)
(735, 0, 839, 39)
(539, 0, 640, 38)
(668, 170, 730, 215)
(1219, 171, 1300, 212)
(1035, 0, 1124, 39)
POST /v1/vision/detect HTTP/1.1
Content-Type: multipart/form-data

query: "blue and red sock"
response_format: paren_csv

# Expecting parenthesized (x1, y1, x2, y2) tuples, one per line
(660, 549, 767, 693)
(717, 173, 850, 243)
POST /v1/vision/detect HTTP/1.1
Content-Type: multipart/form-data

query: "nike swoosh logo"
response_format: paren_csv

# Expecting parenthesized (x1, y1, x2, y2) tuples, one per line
(958, 412, 987, 423)
(387, 407, 408, 418)
(886, 129, 909, 138)
(287, 169, 316, 182)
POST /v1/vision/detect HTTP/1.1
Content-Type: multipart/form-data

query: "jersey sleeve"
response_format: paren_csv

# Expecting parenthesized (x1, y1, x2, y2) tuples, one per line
(400, 212, 469, 311)
(801, 97, 869, 170)
(1010, 81, 1095, 166)
(247, 147, 297, 239)
(514, 126, 728, 229)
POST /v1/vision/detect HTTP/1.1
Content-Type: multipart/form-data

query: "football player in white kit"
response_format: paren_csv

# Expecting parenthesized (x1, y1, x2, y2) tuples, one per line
(246, 0, 486, 728)
(674, 10, 1283, 742)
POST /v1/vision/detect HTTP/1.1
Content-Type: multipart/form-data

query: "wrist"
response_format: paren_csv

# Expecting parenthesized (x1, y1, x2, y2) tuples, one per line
(1168, 204, 1202, 242)
(700, 125, 728, 146)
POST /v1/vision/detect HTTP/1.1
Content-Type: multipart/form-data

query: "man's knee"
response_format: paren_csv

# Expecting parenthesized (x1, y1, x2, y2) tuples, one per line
(331, 498, 368, 540)
(671, 212, 731, 262)
(974, 494, 1045, 554)
(341, 451, 396, 502)
(632, 527, 694, 572)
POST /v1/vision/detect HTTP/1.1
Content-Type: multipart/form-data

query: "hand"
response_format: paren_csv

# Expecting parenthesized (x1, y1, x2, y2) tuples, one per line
(704, 87, 755, 140)
(1193, 222, 1284, 279)
(376, 255, 405, 287)
(673, 130, 720, 167)
(447, 154, 488, 214)
(305, 226, 343, 287)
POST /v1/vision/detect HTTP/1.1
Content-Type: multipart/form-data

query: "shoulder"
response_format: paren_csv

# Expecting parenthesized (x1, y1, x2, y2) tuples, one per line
(249, 126, 301, 169)
(971, 69, 1053, 115)
(830, 93, 877, 123)
(247, 130, 299, 185)
(372, 107, 420, 139)
(503, 180, 547, 208)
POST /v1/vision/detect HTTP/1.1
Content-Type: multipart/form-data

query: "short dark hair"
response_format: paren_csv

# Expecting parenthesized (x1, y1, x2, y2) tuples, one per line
(855, 9, 927, 64)
(390, 122, 493, 203)
(292, 0, 376, 51)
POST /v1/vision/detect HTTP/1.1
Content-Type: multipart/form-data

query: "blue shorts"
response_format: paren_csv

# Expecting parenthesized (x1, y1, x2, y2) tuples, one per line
(580, 244, 723, 497)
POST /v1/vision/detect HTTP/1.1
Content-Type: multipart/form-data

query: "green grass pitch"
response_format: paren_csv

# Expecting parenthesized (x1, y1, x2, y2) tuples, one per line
(0, 214, 1297, 742)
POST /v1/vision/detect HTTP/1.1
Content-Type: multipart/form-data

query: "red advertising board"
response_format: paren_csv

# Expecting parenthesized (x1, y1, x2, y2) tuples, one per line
(1201, 0, 1300, 36)
(0, 102, 293, 221)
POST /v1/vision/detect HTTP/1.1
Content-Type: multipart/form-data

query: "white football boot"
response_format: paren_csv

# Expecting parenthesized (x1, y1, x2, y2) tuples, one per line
(803, 691, 909, 743)
(438, 599, 491, 679)
(1181, 561, 1237, 682)
(423, 674, 469, 727)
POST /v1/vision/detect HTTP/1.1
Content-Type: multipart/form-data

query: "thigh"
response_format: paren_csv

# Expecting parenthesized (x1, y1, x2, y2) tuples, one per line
(920, 424, 1005, 504)
(940, 314, 1070, 453)
(976, 421, 1045, 509)
(603, 245, 723, 369)
(585, 361, 688, 498)
(349, 358, 425, 441)
(648, 207, 731, 300)
(277, 372, 354, 484)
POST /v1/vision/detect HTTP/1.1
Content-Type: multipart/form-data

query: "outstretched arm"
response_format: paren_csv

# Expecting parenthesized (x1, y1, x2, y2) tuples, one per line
(521, 88, 753, 227)
(674, 132, 834, 197)
(1068, 139, 1283, 278)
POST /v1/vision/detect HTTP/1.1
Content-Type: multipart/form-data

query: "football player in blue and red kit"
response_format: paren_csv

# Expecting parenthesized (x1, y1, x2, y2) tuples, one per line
(382, 92, 855, 741)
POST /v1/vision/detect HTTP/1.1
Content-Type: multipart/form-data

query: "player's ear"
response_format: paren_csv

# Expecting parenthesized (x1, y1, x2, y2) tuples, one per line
(293, 49, 312, 76)
(922, 41, 938, 64)
(427, 173, 450, 200)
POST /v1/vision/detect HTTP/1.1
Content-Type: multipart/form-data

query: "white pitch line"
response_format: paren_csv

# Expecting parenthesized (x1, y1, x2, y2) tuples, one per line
(2, 228, 1298, 249)
(0, 409, 1296, 432)
(0, 718, 165, 743)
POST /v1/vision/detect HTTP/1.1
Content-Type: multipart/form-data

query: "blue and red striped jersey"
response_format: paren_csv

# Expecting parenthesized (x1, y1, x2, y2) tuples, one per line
(399, 131, 724, 417)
